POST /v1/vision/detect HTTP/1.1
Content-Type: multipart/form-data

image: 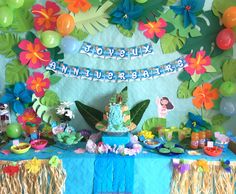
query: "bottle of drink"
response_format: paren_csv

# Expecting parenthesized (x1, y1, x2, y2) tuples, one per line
(206, 129, 212, 139)
(190, 129, 199, 149)
(199, 129, 206, 148)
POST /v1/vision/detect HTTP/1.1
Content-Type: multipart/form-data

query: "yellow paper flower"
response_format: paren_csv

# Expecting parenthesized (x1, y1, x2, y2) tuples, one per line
(138, 130, 155, 139)
(25, 157, 41, 174)
(196, 160, 209, 172)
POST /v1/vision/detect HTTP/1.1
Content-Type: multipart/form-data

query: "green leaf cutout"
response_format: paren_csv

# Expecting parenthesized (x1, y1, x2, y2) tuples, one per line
(22, 0, 35, 9)
(142, 117, 166, 135)
(5, 60, 29, 84)
(223, 59, 236, 82)
(75, 100, 103, 130)
(178, 11, 223, 57)
(205, 65, 216, 73)
(211, 49, 233, 72)
(191, 73, 201, 83)
(177, 81, 193, 99)
(0, 33, 20, 58)
(212, 0, 236, 17)
(121, 86, 128, 92)
(75, 1, 113, 35)
(70, 28, 89, 41)
(47, 47, 64, 61)
(40, 90, 60, 107)
(32, 94, 60, 124)
(212, 114, 230, 126)
(167, 0, 177, 5)
(11, 8, 33, 33)
(130, 100, 150, 126)
(212, 78, 224, 89)
(160, 34, 186, 54)
(135, 0, 167, 23)
(49, 75, 62, 85)
(117, 23, 136, 38)
(160, 10, 201, 38)
(55, 0, 67, 6)
(89, 0, 102, 6)
(178, 70, 191, 81)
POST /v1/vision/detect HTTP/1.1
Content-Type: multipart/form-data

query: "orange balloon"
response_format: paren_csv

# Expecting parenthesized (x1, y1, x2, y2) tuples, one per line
(222, 6, 236, 28)
(57, 14, 75, 36)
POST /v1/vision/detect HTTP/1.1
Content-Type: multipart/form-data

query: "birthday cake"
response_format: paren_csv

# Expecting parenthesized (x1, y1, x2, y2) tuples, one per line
(95, 89, 136, 133)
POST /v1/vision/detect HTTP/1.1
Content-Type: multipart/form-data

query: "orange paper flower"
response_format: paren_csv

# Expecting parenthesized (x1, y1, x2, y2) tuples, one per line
(64, 0, 91, 13)
(192, 83, 219, 110)
(196, 160, 209, 172)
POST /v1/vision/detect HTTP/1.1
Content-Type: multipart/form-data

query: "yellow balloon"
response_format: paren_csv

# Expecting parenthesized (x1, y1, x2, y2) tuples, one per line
(222, 6, 236, 28)
(57, 14, 75, 36)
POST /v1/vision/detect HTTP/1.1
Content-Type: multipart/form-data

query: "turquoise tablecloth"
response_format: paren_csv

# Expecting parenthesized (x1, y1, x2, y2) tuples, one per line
(1, 142, 236, 194)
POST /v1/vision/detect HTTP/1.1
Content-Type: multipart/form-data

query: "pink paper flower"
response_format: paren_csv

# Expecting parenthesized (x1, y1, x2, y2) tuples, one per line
(19, 38, 51, 69)
(185, 50, 211, 75)
(26, 72, 50, 97)
(139, 18, 167, 39)
(17, 108, 42, 128)
(32, 1, 60, 31)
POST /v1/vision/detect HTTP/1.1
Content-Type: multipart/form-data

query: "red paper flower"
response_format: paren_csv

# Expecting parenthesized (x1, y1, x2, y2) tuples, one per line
(192, 83, 219, 110)
(64, 0, 92, 13)
(19, 38, 51, 69)
(17, 108, 42, 128)
(26, 72, 50, 97)
(138, 18, 167, 39)
(32, 1, 60, 31)
(3, 165, 20, 176)
(185, 51, 211, 76)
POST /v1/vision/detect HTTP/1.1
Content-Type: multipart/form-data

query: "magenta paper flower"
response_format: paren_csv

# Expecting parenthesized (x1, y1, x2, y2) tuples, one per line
(19, 38, 51, 69)
(139, 18, 167, 39)
(17, 108, 41, 128)
(26, 72, 50, 97)
(32, 1, 60, 31)
(185, 50, 211, 75)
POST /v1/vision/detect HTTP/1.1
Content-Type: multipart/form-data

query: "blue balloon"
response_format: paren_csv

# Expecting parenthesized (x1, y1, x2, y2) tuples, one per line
(220, 98, 236, 116)
(60, 36, 80, 54)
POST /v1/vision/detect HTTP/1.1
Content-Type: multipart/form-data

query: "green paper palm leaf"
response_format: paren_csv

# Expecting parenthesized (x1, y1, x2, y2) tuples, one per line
(142, 117, 166, 135)
(0, 33, 20, 58)
(5, 60, 29, 84)
(74, 1, 113, 35)
(75, 100, 103, 130)
(130, 100, 150, 125)
(135, 0, 167, 23)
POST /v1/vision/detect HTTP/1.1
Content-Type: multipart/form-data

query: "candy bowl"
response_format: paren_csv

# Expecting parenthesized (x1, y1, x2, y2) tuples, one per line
(30, 139, 48, 150)
(204, 146, 223, 157)
(143, 139, 161, 149)
(11, 142, 31, 154)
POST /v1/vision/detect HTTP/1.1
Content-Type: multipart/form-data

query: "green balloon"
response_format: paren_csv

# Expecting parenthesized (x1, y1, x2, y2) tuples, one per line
(41, 30, 62, 48)
(6, 123, 22, 139)
(219, 81, 236, 97)
(0, 6, 13, 27)
(7, 0, 24, 9)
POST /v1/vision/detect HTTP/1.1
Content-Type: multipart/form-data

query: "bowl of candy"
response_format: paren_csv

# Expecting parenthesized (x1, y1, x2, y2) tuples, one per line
(30, 139, 48, 150)
(11, 142, 31, 154)
(143, 139, 161, 149)
(55, 131, 83, 147)
(204, 146, 223, 157)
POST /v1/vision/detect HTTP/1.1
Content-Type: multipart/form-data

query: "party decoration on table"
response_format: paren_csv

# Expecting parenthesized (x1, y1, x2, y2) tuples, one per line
(173, 159, 190, 174)
(74, 148, 86, 154)
(171, 159, 236, 194)
(156, 96, 174, 118)
(222, 6, 236, 28)
(204, 146, 223, 157)
(196, 159, 209, 172)
(0, 159, 66, 194)
(6, 123, 22, 139)
(10, 142, 31, 154)
(138, 130, 155, 139)
(220, 159, 232, 173)
(32, 1, 61, 31)
(26, 72, 50, 97)
(49, 155, 60, 168)
(216, 28, 235, 50)
(170, 0, 205, 28)
(0, 82, 33, 114)
(46, 57, 187, 82)
(143, 139, 160, 149)
(192, 83, 219, 110)
(157, 142, 185, 155)
(56, 13, 75, 36)
(30, 139, 48, 150)
(79, 42, 154, 59)
(214, 132, 230, 148)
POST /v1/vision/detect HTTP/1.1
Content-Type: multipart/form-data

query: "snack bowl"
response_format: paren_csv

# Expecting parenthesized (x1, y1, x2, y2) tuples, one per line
(143, 139, 161, 149)
(30, 139, 48, 150)
(204, 146, 223, 157)
(11, 142, 31, 154)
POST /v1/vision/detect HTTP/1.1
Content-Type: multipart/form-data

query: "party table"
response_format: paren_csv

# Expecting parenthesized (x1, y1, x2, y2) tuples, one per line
(0, 142, 236, 194)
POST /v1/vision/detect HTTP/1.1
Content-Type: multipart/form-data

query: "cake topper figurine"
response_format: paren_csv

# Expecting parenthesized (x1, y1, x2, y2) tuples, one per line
(156, 97, 174, 118)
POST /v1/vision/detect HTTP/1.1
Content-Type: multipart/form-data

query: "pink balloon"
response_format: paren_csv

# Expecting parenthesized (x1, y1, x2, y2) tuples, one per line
(216, 28, 235, 50)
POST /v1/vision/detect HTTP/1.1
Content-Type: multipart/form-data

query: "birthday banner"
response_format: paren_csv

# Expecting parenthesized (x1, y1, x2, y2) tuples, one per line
(46, 57, 188, 83)
(79, 42, 154, 60)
